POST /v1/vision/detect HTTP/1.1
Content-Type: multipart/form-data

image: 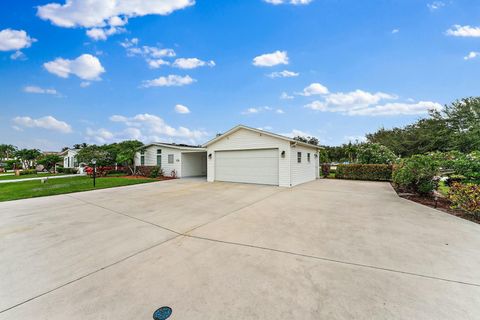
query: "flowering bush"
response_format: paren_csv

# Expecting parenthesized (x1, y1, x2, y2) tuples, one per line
(321, 163, 331, 178)
(392, 155, 439, 194)
(448, 183, 480, 219)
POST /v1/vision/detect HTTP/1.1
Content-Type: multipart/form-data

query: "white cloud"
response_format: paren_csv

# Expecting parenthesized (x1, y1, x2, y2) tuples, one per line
(0, 29, 36, 51)
(242, 106, 284, 115)
(300, 83, 329, 96)
(174, 104, 190, 114)
(264, 0, 313, 5)
(446, 25, 480, 37)
(282, 129, 314, 138)
(392, 29, 400, 34)
(428, 1, 445, 11)
(23, 86, 58, 95)
(172, 58, 215, 69)
(86, 26, 125, 41)
(85, 128, 117, 144)
(10, 51, 26, 60)
(464, 51, 479, 60)
(13, 116, 72, 133)
(37, 0, 195, 40)
(280, 92, 294, 100)
(147, 59, 170, 69)
(142, 75, 196, 87)
(97, 113, 208, 144)
(253, 50, 289, 67)
(80, 81, 91, 88)
(347, 101, 442, 116)
(305, 88, 441, 116)
(121, 38, 177, 68)
(267, 70, 299, 78)
(44, 54, 105, 81)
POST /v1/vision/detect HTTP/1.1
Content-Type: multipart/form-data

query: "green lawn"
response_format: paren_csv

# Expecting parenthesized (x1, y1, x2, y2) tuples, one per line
(0, 173, 66, 180)
(0, 176, 156, 202)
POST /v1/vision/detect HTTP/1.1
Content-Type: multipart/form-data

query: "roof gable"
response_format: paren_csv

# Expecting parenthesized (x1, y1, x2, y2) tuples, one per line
(202, 125, 321, 150)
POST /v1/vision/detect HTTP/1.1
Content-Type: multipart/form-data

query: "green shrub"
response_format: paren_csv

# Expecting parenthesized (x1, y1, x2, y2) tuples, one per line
(321, 164, 331, 178)
(356, 143, 397, 164)
(136, 165, 163, 178)
(4, 160, 21, 170)
(336, 164, 393, 181)
(57, 167, 78, 174)
(448, 183, 480, 219)
(19, 169, 37, 175)
(392, 155, 439, 195)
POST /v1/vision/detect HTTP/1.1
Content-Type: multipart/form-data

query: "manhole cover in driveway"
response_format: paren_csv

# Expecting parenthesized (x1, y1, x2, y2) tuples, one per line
(153, 306, 172, 320)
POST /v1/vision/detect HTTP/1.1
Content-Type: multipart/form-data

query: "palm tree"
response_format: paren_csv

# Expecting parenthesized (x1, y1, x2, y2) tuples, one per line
(0, 144, 17, 160)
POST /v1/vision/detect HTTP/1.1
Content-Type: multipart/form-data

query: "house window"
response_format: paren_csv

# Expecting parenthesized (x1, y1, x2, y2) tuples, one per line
(297, 152, 302, 163)
(140, 150, 145, 166)
(307, 153, 311, 163)
(67, 157, 70, 167)
(168, 154, 174, 164)
(156, 149, 162, 166)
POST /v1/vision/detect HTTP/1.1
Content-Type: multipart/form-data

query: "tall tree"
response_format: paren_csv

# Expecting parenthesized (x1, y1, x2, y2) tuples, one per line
(15, 149, 41, 169)
(37, 154, 62, 173)
(0, 144, 17, 160)
(76, 145, 115, 166)
(116, 140, 144, 175)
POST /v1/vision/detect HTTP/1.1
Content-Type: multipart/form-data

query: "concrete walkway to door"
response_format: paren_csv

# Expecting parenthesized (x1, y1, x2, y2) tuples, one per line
(0, 178, 479, 319)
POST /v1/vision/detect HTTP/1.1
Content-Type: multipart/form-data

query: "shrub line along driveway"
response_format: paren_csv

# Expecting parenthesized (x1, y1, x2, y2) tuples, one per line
(1, 178, 479, 319)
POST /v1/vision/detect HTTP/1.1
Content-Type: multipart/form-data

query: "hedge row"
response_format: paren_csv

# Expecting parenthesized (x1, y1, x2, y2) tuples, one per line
(135, 165, 164, 178)
(335, 164, 393, 181)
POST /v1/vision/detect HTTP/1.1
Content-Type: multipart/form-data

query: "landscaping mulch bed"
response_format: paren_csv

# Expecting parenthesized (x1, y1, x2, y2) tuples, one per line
(120, 175, 176, 181)
(392, 185, 480, 225)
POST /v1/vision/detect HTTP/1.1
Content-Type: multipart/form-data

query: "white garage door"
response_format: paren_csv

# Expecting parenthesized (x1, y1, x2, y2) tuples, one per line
(215, 149, 279, 186)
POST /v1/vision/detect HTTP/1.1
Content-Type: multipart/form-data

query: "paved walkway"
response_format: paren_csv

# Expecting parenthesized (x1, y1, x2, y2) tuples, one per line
(0, 179, 479, 319)
(0, 174, 85, 184)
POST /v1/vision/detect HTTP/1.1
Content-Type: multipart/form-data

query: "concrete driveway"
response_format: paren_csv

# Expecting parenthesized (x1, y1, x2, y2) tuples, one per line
(1, 179, 479, 319)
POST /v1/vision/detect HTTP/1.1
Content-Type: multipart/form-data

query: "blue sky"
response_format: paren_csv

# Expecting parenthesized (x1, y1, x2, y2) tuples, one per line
(1, 0, 479, 150)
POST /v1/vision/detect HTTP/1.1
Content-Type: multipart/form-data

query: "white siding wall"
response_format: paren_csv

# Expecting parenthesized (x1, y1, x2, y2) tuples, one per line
(181, 152, 207, 177)
(290, 145, 317, 186)
(206, 128, 291, 187)
(63, 150, 78, 168)
(135, 146, 183, 177)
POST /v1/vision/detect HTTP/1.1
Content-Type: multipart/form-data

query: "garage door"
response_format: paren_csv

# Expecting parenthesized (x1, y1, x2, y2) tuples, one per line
(215, 149, 279, 185)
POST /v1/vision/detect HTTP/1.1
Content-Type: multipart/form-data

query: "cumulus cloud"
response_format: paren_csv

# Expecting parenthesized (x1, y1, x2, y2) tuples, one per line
(10, 51, 26, 60)
(0, 29, 36, 51)
(174, 104, 190, 114)
(23, 86, 58, 95)
(142, 75, 196, 87)
(12, 115, 72, 133)
(91, 113, 208, 144)
(446, 25, 480, 37)
(264, 0, 313, 5)
(37, 0, 195, 40)
(44, 54, 105, 81)
(299, 83, 329, 96)
(253, 50, 289, 67)
(242, 106, 285, 115)
(172, 58, 215, 69)
(464, 51, 479, 60)
(267, 70, 299, 78)
(281, 129, 314, 138)
(303, 86, 440, 116)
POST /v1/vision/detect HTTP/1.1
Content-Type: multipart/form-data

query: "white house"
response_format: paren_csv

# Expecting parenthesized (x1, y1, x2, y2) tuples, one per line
(134, 143, 207, 178)
(61, 149, 79, 169)
(135, 125, 321, 187)
(203, 125, 320, 187)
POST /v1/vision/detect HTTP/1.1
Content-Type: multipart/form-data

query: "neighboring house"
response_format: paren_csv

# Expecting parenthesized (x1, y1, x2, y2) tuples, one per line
(134, 143, 207, 178)
(203, 125, 321, 187)
(60, 149, 81, 170)
(135, 125, 321, 187)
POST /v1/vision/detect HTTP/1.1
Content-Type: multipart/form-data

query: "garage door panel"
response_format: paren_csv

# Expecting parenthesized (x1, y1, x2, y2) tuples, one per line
(215, 149, 279, 186)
